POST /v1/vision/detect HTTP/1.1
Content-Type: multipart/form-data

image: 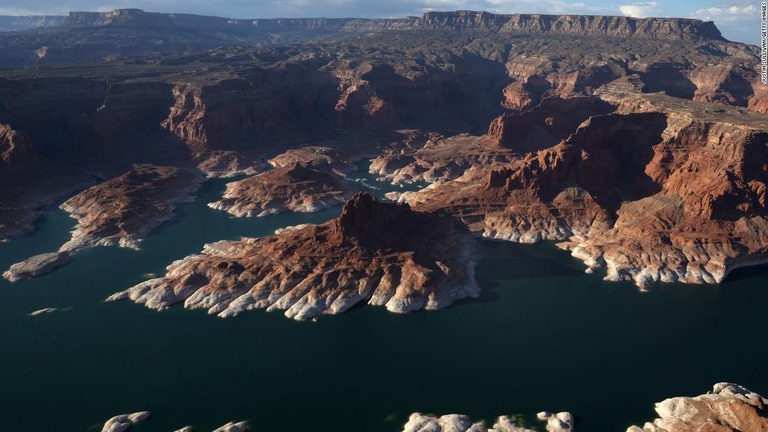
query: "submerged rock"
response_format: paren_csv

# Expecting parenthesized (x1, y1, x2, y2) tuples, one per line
(101, 411, 150, 432)
(28, 307, 60, 316)
(108, 192, 479, 321)
(212, 421, 249, 432)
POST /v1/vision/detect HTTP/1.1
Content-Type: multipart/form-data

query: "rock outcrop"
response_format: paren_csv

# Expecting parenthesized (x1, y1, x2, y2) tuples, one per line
(101, 411, 150, 432)
(107, 193, 478, 320)
(484, 97, 616, 151)
(371, 133, 516, 185)
(59, 165, 201, 250)
(395, 91, 768, 289)
(401, 411, 574, 432)
(4, 252, 72, 282)
(209, 163, 351, 217)
(627, 383, 768, 432)
(3, 165, 202, 282)
(537, 412, 575, 432)
(402, 413, 533, 432)
(212, 421, 249, 432)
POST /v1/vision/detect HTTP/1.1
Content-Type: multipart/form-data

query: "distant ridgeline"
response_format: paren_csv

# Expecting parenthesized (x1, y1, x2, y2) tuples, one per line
(0, 8, 724, 41)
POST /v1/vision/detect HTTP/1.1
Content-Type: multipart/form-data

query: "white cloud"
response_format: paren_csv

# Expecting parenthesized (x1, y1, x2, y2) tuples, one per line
(690, 3, 756, 22)
(618, 1, 659, 18)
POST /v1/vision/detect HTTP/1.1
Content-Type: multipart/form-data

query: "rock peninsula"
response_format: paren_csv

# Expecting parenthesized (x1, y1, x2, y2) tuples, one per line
(107, 193, 478, 320)
(3, 165, 202, 282)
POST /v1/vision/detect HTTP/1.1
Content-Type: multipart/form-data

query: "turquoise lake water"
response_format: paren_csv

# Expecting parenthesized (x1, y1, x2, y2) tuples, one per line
(0, 167, 766, 432)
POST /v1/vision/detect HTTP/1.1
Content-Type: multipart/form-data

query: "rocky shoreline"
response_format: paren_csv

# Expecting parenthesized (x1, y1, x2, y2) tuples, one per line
(3, 165, 202, 282)
(389, 89, 768, 290)
(96, 384, 767, 432)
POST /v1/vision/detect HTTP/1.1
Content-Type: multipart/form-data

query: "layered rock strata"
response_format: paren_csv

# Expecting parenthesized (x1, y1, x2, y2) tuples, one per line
(627, 383, 768, 432)
(394, 91, 768, 289)
(107, 193, 478, 320)
(3, 165, 202, 282)
(209, 163, 352, 217)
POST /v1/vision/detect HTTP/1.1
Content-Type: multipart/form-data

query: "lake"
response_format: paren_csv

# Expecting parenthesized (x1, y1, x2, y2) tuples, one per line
(1, 166, 766, 432)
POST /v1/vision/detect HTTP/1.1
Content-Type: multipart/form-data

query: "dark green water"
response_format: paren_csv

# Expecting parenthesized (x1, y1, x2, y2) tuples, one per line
(1, 168, 767, 432)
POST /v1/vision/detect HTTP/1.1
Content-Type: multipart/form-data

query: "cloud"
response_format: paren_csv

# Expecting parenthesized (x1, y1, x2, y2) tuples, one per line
(690, 3, 756, 22)
(618, 1, 659, 18)
(688, 3, 760, 45)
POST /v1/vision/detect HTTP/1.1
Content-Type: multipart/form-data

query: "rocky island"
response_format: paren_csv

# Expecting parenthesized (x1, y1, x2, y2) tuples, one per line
(108, 193, 478, 320)
(208, 162, 352, 217)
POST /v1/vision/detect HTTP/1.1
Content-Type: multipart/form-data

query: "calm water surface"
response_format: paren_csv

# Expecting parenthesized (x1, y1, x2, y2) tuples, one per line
(1, 167, 766, 432)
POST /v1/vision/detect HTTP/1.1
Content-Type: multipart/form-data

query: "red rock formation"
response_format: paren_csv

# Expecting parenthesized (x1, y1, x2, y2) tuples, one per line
(396, 91, 768, 289)
(689, 64, 754, 107)
(107, 193, 479, 320)
(3, 165, 202, 282)
(209, 163, 352, 217)
(485, 97, 616, 151)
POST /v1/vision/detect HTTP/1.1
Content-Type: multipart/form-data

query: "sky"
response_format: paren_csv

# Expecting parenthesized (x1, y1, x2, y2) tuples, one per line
(0, 0, 761, 45)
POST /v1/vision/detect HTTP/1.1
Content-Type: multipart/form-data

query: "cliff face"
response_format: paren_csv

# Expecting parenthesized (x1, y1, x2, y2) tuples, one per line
(485, 97, 616, 151)
(394, 91, 768, 289)
(418, 12, 723, 40)
(0, 124, 36, 174)
(107, 193, 479, 321)
(36, 10, 724, 42)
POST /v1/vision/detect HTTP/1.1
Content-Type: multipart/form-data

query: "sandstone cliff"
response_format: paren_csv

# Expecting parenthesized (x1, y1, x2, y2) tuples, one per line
(394, 90, 768, 289)
(13, 9, 725, 41)
(107, 193, 479, 320)
(0, 123, 36, 174)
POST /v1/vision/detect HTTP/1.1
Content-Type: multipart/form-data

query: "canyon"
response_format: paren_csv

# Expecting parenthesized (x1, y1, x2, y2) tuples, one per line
(1, 8, 765, 291)
(0, 9, 767, 432)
